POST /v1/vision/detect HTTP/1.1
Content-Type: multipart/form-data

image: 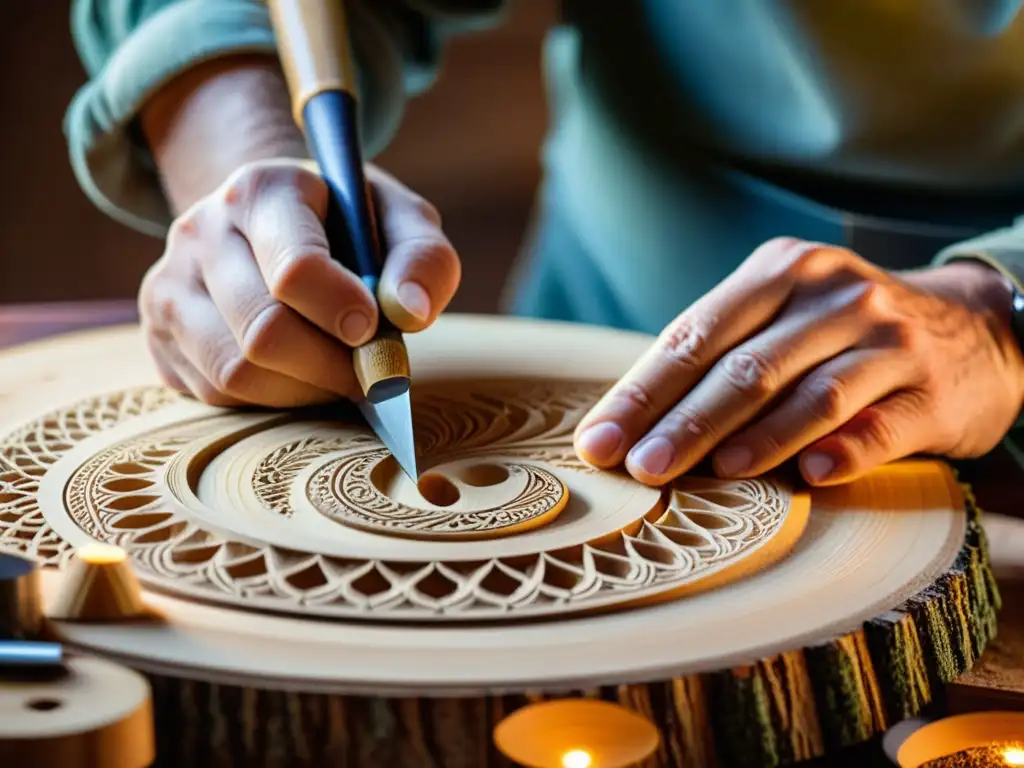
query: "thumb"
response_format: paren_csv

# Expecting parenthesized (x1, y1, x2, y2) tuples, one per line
(369, 167, 461, 332)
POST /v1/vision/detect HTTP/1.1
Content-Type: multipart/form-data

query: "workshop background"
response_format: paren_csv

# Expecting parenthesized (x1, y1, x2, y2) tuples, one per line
(0, 1, 557, 314)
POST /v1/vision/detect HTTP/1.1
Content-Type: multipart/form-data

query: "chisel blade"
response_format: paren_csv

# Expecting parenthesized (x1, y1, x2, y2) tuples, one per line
(358, 390, 418, 481)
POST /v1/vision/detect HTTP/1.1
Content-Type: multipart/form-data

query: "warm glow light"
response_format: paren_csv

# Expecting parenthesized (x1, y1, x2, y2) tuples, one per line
(77, 543, 127, 565)
(561, 749, 593, 768)
(1003, 747, 1024, 766)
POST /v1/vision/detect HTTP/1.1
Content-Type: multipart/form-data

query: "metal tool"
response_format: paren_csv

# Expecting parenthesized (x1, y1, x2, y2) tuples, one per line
(0, 552, 43, 641)
(0, 552, 64, 681)
(0, 641, 63, 668)
(268, 0, 418, 479)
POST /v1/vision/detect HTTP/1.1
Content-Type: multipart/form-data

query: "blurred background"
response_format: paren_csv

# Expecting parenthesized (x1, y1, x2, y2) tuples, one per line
(0, 1, 557, 314)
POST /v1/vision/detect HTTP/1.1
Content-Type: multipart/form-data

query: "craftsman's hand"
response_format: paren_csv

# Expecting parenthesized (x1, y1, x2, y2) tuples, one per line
(138, 158, 460, 407)
(574, 238, 1024, 486)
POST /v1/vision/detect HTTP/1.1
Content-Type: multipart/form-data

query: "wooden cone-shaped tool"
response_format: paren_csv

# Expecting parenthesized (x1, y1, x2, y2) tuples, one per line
(49, 544, 146, 622)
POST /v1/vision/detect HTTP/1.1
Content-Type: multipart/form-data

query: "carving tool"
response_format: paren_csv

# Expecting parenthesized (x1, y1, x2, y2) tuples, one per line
(268, 0, 418, 480)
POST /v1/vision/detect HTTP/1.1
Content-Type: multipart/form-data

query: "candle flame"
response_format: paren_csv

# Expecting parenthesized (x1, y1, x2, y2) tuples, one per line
(561, 749, 593, 768)
(77, 543, 127, 565)
(1004, 747, 1024, 766)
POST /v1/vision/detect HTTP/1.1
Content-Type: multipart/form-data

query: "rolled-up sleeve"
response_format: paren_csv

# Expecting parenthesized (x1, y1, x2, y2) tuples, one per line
(65, 0, 507, 237)
(934, 219, 1024, 293)
(66, 0, 278, 236)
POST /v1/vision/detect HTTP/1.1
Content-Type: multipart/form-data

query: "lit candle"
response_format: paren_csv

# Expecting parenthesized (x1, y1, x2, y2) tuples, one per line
(561, 749, 593, 768)
(493, 699, 659, 768)
(1005, 747, 1024, 765)
(894, 712, 1024, 767)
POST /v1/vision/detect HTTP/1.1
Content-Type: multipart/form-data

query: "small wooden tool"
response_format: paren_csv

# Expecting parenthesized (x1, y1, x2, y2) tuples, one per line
(267, 0, 418, 479)
(48, 544, 147, 623)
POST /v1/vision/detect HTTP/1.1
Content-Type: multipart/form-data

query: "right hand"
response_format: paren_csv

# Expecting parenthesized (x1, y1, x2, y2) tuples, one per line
(139, 158, 461, 407)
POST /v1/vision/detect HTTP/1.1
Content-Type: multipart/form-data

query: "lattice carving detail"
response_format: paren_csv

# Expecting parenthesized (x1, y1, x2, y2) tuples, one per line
(0, 381, 799, 622)
(0, 388, 179, 566)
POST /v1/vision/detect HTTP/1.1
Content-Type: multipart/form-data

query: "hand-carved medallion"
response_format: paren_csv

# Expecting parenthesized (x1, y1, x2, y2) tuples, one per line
(0, 379, 807, 623)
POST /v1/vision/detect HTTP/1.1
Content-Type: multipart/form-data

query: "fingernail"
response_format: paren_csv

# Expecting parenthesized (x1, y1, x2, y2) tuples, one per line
(802, 452, 836, 483)
(716, 445, 752, 476)
(629, 436, 675, 477)
(576, 422, 624, 464)
(396, 281, 431, 322)
(339, 311, 371, 346)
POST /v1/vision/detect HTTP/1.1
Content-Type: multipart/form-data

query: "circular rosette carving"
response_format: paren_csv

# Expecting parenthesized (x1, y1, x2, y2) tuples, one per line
(0, 380, 808, 623)
(309, 450, 569, 540)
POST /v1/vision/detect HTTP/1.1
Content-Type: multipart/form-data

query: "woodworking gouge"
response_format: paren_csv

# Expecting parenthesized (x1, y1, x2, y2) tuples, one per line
(267, 0, 418, 480)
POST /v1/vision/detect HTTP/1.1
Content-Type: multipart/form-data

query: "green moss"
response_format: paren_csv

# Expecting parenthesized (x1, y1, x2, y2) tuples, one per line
(708, 671, 780, 768)
(805, 642, 873, 749)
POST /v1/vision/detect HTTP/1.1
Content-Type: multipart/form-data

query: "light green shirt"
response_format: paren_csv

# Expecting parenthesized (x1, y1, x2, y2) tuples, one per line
(65, 0, 1024, 284)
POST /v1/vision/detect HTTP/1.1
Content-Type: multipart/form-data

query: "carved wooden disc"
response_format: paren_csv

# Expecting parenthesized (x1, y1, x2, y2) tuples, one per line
(0, 328, 808, 625)
(0, 317, 968, 705)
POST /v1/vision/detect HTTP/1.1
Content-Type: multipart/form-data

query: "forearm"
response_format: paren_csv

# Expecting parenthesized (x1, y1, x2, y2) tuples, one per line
(66, 0, 507, 234)
(140, 54, 307, 215)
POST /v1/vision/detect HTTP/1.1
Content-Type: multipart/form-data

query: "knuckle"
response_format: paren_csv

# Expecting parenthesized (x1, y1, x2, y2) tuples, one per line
(879, 319, 923, 353)
(851, 281, 892, 318)
(786, 242, 831, 276)
(152, 294, 178, 329)
(721, 349, 777, 398)
(140, 274, 178, 329)
(239, 303, 291, 365)
(657, 316, 711, 372)
(209, 353, 255, 397)
(612, 379, 659, 416)
(267, 246, 331, 302)
(166, 210, 201, 246)
(856, 407, 899, 452)
(412, 196, 442, 227)
(222, 163, 275, 209)
(804, 376, 848, 422)
(662, 406, 716, 443)
(752, 430, 784, 461)
(397, 237, 461, 282)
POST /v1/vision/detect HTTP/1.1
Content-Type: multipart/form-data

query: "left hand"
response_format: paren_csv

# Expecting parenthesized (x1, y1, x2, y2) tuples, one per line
(573, 237, 1024, 486)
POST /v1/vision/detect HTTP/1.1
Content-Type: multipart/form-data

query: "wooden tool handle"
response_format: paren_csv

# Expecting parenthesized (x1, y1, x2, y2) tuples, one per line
(267, 0, 358, 127)
(268, 0, 412, 400)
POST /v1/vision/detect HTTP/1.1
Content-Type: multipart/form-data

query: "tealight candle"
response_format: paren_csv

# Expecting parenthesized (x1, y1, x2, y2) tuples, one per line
(493, 699, 659, 768)
(920, 743, 1024, 767)
(894, 713, 1024, 768)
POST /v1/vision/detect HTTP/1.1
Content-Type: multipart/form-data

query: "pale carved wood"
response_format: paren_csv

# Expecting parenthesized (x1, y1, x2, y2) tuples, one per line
(0, 655, 154, 768)
(0, 316, 999, 767)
